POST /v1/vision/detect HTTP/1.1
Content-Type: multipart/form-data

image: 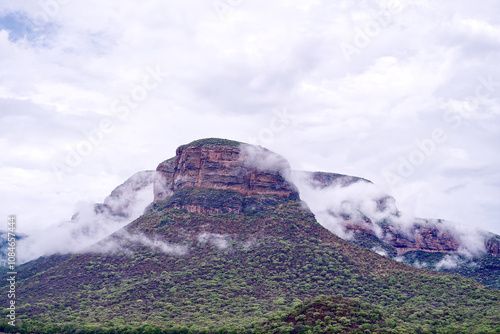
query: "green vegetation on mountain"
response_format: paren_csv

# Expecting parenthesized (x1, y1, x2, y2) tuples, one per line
(1, 189, 499, 333)
(399, 250, 500, 290)
(259, 295, 388, 333)
(180, 138, 242, 149)
(349, 230, 398, 258)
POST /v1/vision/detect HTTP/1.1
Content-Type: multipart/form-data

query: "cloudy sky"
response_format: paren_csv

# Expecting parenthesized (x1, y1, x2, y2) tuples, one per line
(1, 0, 499, 236)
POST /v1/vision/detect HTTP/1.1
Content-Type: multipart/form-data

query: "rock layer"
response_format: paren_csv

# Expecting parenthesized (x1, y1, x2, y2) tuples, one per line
(486, 236, 500, 255)
(382, 223, 460, 255)
(343, 220, 460, 255)
(154, 139, 299, 203)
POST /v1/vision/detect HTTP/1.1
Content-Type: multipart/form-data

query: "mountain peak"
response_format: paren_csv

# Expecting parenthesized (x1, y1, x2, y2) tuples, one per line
(153, 139, 299, 210)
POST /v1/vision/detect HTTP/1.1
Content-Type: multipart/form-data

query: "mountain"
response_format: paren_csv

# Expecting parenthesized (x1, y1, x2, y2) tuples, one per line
(7, 139, 498, 289)
(291, 170, 500, 289)
(1, 138, 499, 333)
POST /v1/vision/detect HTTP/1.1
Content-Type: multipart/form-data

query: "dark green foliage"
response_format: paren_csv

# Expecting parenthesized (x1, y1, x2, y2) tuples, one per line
(349, 231, 397, 258)
(398, 251, 500, 290)
(439, 254, 500, 290)
(146, 188, 294, 218)
(180, 138, 242, 149)
(258, 295, 389, 333)
(147, 188, 245, 215)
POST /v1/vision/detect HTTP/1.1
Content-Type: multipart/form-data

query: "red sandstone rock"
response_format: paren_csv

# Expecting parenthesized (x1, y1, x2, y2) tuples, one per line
(486, 237, 500, 255)
(154, 140, 298, 202)
(343, 220, 460, 255)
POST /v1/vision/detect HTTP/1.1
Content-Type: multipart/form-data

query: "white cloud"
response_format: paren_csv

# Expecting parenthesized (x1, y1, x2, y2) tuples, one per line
(292, 171, 493, 256)
(89, 230, 189, 256)
(197, 232, 230, 250)
(372, 246, 388, 257)
(16, 171, 155, 263)
(0, 0, 498, 241)
(435, 254, 462, 270)
(412, 260, 427, 269)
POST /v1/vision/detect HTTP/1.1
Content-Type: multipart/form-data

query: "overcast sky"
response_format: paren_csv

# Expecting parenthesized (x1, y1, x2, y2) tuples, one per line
(1, 0, 499, 236)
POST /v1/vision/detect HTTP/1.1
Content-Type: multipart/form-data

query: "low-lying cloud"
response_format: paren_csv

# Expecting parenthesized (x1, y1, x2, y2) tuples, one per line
(292, 170, 493, 257)
(91, 230, 189, 256)
(291, 170, 400, 239)
(371, 246, 388, 257)
(240, 144, 291, 177)
(435, 254, 462, 270)
(16, 171, 156, 264)
(197, 232, 230, 250)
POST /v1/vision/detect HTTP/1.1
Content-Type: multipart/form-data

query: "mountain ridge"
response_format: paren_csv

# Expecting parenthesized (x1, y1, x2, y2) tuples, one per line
(8, 138, 498, 286)
(2, 138, 498, 333)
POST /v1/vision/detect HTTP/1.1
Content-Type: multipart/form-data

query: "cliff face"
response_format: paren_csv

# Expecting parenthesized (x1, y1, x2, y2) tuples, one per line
(154, 139, 299, 207)
(343, 220, 460, 255)
(153, 146, 500, 258)
(486, 236, 500, 255)
(383, 224, 460, 255)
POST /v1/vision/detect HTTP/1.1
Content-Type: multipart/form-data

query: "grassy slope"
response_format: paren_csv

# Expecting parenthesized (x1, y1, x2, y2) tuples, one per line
(0, 189, 498, 333)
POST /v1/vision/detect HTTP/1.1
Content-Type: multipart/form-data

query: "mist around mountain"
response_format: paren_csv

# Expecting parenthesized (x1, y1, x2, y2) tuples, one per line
(1, 138, 498, 333)
(291, 170, 500, 290)
(0, 231, 26, 267)
(11, 171, 156, 265)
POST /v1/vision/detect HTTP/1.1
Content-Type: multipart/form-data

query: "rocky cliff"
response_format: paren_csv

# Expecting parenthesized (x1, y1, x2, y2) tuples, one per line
(154, 138, 299, 207)
(152, 141, 497, 259)
(69, 141, 500, 260)
(486, 235, 500, 255)
(343, 220, 460, 255)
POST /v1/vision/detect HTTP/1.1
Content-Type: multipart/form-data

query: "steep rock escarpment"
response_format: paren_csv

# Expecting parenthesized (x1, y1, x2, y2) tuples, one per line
(383, 224, 460, 255)
(486, 236, 500, 255)
(153, 139, 299, 214)
(97, 140, 499, 258)
(343, 220, 460, 255)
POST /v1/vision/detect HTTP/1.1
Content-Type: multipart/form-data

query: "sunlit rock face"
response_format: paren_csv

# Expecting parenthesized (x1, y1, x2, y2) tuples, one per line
(154, 138, 299, 202)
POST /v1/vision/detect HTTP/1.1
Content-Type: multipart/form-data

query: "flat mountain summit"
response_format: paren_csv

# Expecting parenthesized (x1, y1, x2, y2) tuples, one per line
(1, 138, 499, 333)
(153, 138, 298, 207)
